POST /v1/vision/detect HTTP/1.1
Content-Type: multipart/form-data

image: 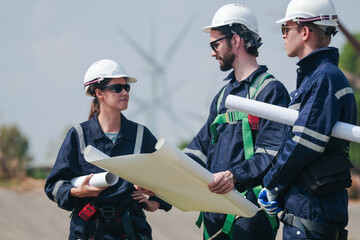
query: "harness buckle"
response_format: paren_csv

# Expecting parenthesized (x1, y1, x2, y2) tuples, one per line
(99, 206, 116, 219)
(280, 209, 291, 223)
(226, 109, 237, 125)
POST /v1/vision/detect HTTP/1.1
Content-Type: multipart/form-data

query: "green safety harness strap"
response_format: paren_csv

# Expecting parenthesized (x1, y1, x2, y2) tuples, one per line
(196, 186, 278, 240)
(210, 73, 271, 146)
(197, 72, 278, 240)
(196, 212, 236, 239)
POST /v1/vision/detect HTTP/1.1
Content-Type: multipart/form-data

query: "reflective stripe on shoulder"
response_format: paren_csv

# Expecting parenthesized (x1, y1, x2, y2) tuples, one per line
(292, 126, 330, 143)
(335, 87, 353, 100)
(253, 78, 277, 100)
(52, 180, 65, 203)
(217, 86, 227, 113)
(74, 124, 85, 154)
(292, 135, 325, 152)
(255, 147, 278, 157)
(249, 72, 271, 99)
(183, 148, 207, 165)
(289, 103, 300, 111)
(134, 124, 144, 154)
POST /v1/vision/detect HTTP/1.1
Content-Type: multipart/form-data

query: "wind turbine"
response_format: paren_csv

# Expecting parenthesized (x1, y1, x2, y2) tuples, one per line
(116, 13, 197, 142)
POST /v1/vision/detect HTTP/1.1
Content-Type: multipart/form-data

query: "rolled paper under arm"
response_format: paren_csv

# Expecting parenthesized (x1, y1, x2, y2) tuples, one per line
(225, 95, 360, 144)
(70, 146, 119, 187)
(71, 172, 119, 188)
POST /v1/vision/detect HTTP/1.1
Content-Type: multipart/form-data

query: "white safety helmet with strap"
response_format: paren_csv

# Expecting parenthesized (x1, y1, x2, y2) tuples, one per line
(277, 0, 338, 27)
(203, 3, 259, 36)
(83, 59, 137, 97)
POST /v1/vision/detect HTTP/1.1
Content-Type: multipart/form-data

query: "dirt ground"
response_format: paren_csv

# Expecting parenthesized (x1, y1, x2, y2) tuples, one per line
(1, 180, 360, 240)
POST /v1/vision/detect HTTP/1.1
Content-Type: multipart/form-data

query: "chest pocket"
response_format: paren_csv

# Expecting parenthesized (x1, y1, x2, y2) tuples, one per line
(74, 124, 144, 166)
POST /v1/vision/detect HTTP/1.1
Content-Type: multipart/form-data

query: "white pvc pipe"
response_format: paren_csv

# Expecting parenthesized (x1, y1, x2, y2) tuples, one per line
(225, 95, 360, 144)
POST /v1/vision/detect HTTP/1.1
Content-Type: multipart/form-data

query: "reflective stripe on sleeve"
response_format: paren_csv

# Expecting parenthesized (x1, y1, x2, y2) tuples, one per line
(134, 124, 144, 154)
(74, 124, 86, 154)
(183, 148, 207, 165)
(52, 180, 65, 203)
(335, 87, 353, 100)
(292, 135, 325, 152)
(255, 147, 278, 157)
(292, 126, 330, 143)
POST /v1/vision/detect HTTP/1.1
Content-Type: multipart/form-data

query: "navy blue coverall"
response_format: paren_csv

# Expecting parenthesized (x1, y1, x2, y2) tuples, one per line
(45, 114, 171, 240)
(184, 66, 290, 239)
(264, 47, 357, 239)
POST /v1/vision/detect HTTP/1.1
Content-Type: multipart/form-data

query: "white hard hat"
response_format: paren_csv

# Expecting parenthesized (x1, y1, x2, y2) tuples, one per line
(203, 3, 259, 35)
(277, 0, 338, 27)
(83, 59, 137, 97)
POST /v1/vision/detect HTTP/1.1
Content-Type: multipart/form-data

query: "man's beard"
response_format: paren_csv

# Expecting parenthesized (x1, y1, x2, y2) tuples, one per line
(219, 47, 235, 72)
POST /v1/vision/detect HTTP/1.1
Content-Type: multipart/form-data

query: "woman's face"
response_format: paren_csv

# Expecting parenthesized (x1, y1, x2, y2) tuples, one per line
(97, 77, 130, 113)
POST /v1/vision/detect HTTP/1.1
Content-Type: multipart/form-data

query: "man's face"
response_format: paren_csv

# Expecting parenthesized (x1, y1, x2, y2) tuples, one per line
(210, 30, 235, 71)
(282, 21, 302, 58)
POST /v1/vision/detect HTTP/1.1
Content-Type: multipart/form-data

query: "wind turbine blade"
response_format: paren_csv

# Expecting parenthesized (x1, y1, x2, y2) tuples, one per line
(117, 26, 163, 72)
(164, 12, 197, 64)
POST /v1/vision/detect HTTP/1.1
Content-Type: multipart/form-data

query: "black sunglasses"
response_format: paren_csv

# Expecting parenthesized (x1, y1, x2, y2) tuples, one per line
(210, 35, 233, 51)
(281, 24, 298, 35)
(99, 84, 130, 93)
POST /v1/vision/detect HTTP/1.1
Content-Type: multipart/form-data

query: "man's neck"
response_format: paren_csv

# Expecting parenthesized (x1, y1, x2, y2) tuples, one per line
(233, 55, 259, 81)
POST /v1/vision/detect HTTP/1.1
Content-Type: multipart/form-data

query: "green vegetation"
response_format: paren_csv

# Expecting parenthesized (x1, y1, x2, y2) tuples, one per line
(0, 125, 32, 179)
(348, 89, 360, 168)
(339, 32, 360, 168)
(339, 33, 360, 78)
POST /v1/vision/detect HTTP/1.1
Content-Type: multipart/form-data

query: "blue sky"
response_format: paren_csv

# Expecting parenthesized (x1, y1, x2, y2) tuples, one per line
(1, 0, 359, 165)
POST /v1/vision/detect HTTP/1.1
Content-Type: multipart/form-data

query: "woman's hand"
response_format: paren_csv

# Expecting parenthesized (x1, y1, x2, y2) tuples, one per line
(70, 174, 107, 198)
(131, 190, 160, 212)
(134, 185, 155, 196)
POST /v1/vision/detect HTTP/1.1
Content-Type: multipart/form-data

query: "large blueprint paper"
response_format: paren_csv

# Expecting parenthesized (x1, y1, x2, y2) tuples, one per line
(84, 139, 258, 218)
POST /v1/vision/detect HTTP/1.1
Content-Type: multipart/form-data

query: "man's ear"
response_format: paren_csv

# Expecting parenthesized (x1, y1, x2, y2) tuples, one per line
(302, 25, 312, 41)
(232, 34, 242, 49)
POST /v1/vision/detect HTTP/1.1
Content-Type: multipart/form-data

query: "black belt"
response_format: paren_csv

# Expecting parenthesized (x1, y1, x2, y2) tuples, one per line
(122, 209, 137, 240)
(280, 210, 348, 240)
(88, 206, 151, 240)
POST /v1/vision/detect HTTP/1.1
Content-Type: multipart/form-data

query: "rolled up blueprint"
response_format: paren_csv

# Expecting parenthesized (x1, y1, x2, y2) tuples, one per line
(71, 147, 119, 187)
(225, 95, 360, 143)
(71, 172, 119, 188)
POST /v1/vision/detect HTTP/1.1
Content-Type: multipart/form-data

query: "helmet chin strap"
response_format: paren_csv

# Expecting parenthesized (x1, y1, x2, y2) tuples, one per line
(320, 25, 338, 36)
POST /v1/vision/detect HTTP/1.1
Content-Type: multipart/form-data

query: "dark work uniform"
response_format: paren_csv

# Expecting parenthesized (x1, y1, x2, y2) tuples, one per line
(264, 47, 357, 239)
(184, 66, 290, 239)
(45, 114, 171, 240)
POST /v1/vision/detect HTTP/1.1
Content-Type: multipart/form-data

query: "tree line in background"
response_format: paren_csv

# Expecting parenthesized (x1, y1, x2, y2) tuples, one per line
(339, 33, 360, 169)
(0, 125, 32, 180)
(0, 33, 360, 182)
